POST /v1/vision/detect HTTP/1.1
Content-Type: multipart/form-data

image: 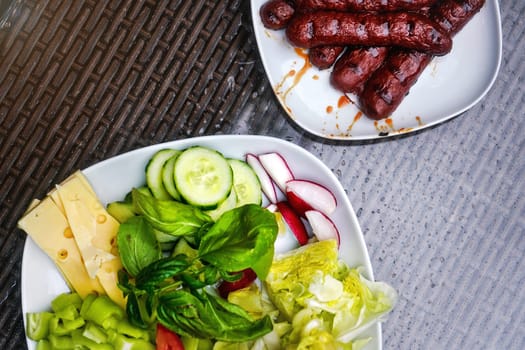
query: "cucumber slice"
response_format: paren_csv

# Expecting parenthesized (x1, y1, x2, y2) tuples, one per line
(174, 146, 233, 209)
(162, 152, 182, 200)
(146, 149, 179, 200)
(205, 189, 237, 221)
(228, 159, 262, 207)
(106, 201, 135, 223)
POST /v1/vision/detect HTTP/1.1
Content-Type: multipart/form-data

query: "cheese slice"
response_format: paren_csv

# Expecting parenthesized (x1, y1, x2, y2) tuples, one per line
(18, 197, 106, 298)
(55, 174, 128, 306)
(97, 258, 127, 309)
(56, 176, 120, 279)
(49, 171, 97, 214)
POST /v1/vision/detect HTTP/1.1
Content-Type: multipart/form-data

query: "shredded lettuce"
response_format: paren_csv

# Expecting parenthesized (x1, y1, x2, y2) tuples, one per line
(265, 239, 397, 348)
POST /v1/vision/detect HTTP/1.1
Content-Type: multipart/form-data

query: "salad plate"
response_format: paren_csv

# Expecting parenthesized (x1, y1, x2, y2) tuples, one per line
(21, 135, 380, 349)
(250, 0, 502, 140)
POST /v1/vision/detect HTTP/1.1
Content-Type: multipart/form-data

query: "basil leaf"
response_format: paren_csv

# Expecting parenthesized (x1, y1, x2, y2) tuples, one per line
(198, 204, 278, 279)
(117, 216, 162, 277)
(135, 255, 190, 291)
(157, 289, 273, 341)
(132, 188, 213, 236)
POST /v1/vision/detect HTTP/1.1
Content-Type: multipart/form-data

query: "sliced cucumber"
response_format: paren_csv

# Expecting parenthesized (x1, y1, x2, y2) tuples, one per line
(162, 152, 182, 200)
(228, 159, 262, 207)
(106, 201, 135, 223)
(174, 146, 233, 209)
(171, 238, 198, 259)
(146, 149, 179, 200)
(205, 188, 237, 221)
(154, 230, 179, 252)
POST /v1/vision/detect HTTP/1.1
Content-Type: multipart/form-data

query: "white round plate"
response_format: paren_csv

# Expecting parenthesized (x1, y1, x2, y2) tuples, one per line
(251, 0, 502, 140)
(21, 135, 380, 349)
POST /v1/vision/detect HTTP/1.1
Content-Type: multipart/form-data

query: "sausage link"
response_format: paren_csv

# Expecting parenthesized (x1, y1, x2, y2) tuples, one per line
(294, 0, 438, 12)
(430, 0, 486, 34)
(359, 50, 432, 119)
(260, 0, 296, 30)
(358, 0, 486, 120)
(330, 46, 389, 94)
(309, 45, 345, 69)
(285, 11, 453, 55)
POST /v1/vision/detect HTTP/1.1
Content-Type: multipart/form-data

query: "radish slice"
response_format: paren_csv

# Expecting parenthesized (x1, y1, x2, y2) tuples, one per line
(286, 179, 337, 216)
(246, 153, 278, 203)
(218, 268, 257, 298)
(304, 210, 340, 247)
(276, 201, 308, 245)
(258, 152, 294, 193)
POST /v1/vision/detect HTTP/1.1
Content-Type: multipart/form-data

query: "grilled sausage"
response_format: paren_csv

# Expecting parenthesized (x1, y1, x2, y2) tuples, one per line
(430, 0, 486, 33)
(309, 45, 345, 69)
(260, 0, 296, 30)
(330, 46, 389, 94)
(359, 49, 432, 119)
(358, 0, 486, 120)
(285, 11, 453, 55)
(294, 0, 438, 12)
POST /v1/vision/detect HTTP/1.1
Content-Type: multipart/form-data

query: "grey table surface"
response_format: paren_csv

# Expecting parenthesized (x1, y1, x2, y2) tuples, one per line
(0, 0, 523, 349)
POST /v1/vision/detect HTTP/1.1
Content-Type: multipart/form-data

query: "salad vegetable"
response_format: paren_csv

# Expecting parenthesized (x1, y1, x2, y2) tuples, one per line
(116, 202, 279, 341)
(26, 292, 155, 350)
(265, 239, 398, 348)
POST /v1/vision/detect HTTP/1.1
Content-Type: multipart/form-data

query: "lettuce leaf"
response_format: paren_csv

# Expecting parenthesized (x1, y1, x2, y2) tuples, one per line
(265, 239, 397, 346)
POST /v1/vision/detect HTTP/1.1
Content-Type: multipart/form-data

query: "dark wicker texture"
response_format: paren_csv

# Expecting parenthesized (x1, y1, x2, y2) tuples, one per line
(0, 1, 275, 348)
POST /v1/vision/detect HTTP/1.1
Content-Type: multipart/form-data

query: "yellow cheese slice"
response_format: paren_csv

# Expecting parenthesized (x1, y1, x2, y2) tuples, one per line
(17, 197, 106, 298)
(97, 258, 127, 309)
(56, 176, 120, 279)
(55, 174, 127, 308)
(49, 170, 97, 214)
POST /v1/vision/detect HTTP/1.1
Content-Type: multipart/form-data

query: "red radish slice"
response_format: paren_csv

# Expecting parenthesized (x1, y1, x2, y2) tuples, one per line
(286, 179, 337, 216)
(286, 190, 311, 218)
(304, 210, 340, 247)
(218, 268, 257, 298)
(276, 201, 309, 245)
(246, 153, 278, 203)
(258, 152, 294, 193)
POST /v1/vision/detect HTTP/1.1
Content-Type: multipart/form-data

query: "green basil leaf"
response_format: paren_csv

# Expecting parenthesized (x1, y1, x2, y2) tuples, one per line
(132, 188, 213, 236)
(135, 255, 190, 291)
(157, 289, 273, 341)
(117, 216, 162, 277)
(198, 204, 278, 279)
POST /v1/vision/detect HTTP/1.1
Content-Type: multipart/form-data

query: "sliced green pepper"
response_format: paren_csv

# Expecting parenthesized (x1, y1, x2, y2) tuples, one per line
(49, 315, 85, 335)
(48, 334, 74, 349)
(51, 292, 82, 313)
(111, 332, 156, 350)
(54, 304, 80, 321)
(81, 295, 125, 328)
(35, 339, 51, 350)
(117, 319, 151, 341)
(71, 329, 113, 350)
(26, 312, 54, 341)
(82, 322, 109, 344)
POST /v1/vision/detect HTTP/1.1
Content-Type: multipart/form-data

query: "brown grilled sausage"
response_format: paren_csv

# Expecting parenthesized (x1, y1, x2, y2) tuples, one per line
(260, 0, 296, 30)
(285, 11, 453, 55)
(430, 0, 486, 33)
(309, 45, 345, 69)
(330, 46, 389, 94)
(359, 50, 432, 119)
(358, 0, 486, 120)
(294, 0, 438, 12)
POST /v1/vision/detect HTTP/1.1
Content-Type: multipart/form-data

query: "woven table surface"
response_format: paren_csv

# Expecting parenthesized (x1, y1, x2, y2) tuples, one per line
(1, 1, 523, 349)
